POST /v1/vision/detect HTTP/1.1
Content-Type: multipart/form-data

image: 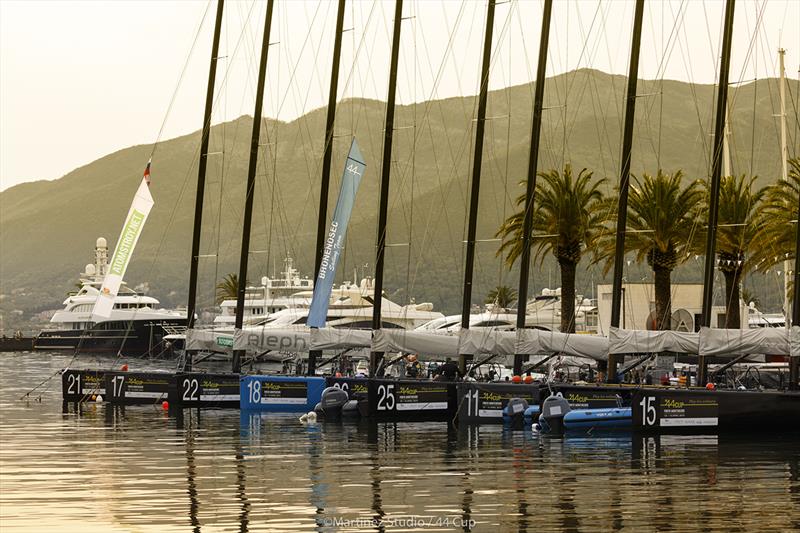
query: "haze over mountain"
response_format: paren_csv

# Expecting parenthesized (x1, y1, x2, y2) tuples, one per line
(1, 69, 793, 328)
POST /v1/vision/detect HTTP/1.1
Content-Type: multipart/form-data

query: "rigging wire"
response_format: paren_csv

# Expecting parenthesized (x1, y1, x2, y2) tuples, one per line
(148, 0, 213, 161)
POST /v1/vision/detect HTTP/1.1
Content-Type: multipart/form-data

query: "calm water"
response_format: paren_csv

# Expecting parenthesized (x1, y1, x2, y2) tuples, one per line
(1, 353, 799, 532)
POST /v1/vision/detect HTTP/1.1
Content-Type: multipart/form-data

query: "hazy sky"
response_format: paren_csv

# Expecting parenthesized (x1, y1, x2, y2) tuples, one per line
(1, 0, 797, 191)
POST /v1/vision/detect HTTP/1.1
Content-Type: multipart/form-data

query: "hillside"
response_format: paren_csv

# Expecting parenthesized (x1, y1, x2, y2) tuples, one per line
(0, 69, 792, 329)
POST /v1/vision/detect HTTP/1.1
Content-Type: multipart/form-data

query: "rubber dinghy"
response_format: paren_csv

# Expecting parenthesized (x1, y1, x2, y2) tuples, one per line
(563, 407, 632, 430)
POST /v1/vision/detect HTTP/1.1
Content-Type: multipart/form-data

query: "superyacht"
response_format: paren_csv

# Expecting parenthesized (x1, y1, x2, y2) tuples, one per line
(34, 237, 186, 356)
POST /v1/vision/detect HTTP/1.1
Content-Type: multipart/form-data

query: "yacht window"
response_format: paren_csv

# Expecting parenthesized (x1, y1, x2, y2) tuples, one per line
(332, 321, 403, 329)
(474, 320, 511, 327)
(439, 321, 460, 329)
(334, 320, 370, 329)
(292, 316, 308, 325)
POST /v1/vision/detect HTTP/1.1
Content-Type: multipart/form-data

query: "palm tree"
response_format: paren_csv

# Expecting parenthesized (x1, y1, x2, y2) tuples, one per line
(752, 159, 800, 270)
(711, 174, 764, 328)
(216, 273, 243, 305)
(485, 285, 518, 309)
(496, 165, 606, 333)
(740, 287, 761, 309)
(596, 170, 704, 330)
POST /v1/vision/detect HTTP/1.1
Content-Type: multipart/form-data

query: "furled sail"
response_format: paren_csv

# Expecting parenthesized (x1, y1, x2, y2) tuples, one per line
(92, 161, 154, 319)
(307, 139, 366, 327)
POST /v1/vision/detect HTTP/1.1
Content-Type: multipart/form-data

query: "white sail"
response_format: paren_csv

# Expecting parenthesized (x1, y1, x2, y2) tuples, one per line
(92, 175, 154, 319)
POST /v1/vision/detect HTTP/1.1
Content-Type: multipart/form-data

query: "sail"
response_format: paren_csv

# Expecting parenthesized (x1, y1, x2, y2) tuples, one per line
(307, 139, 366, 327)
(609, 327, 700, 355)
(92, 163, 154, 319)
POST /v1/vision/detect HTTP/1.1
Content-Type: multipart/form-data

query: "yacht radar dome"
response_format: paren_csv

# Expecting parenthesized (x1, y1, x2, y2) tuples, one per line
(96, 237, 107, 248)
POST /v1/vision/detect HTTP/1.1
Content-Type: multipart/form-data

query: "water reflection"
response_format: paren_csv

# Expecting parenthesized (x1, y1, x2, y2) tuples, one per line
(2, 354, 800, 532)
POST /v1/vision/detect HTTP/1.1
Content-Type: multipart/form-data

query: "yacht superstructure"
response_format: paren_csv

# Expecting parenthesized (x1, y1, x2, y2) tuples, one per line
(213, 257, 313, 325)
(242, 277, 443, 330)
(416, 288, 599, 334)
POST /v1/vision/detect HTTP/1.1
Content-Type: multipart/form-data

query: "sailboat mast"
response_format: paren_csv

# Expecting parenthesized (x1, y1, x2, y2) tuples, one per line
(607, 0, 645, 383)
(186, 0, 224, 333)
(699, 0, 736, 385)
(722, 104, 731, 179)
(791, 184, 800, 390)
(459, 0, 496, 374)
(513, 0, 553, 376)
(314, 0, 347, 279)
(785, 49, 798, 391)
(231, 0, 275, 374)
(370, 0, 404, 376)
(307, 0, 346, 376)
(779, 48, 791, 328)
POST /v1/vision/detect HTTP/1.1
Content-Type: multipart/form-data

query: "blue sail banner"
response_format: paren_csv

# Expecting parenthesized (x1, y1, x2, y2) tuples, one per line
(307, 138, 366, 328)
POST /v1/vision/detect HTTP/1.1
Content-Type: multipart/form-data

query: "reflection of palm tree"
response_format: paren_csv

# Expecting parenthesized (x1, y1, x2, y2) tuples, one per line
(485, 285, 518, 309)
(216, 273, 244, 304)
(496, 165, 606, 333)
(711, 175, 764, 328)
(596, 170, 703, 330)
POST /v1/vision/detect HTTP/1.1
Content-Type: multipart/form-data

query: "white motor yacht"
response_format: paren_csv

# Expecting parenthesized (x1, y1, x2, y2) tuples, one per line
(213, 257, 313, 326)
(34, 237, 186, 355)
(415, 288, 599, 334)
(255, 277, 444, 330)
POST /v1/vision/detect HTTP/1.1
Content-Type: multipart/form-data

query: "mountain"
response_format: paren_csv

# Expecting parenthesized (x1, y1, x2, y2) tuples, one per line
(0, 69, 792, 327)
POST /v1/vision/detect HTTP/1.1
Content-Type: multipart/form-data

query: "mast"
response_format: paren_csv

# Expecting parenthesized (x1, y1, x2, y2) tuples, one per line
(307, 0, 346, 376)
(780, 48, 791, 328)
(792, 184, 800, 390)
(231, 0, 275, 374)
(513, 0, 553, 376)
(607, 0, 645, 383)
(791, 174, 800, 391)
(459, 0, 496, 374)
(369, 0, 404, 376)
(723, 104, 731, 179)
(781, 48, 797, 390)
(185, 0, 224, 370)
(699, 0, 736, 385)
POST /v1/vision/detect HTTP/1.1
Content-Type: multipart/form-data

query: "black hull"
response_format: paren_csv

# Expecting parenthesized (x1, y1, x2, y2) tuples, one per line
(36, 318, 186, 357)
(0, 337, 34, 352)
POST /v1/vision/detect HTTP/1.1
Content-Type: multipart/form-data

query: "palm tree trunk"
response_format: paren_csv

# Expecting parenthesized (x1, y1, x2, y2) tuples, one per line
(653, 266, 672, 330)
(559, 259, 576, 333)
(723, 268, 742, 328)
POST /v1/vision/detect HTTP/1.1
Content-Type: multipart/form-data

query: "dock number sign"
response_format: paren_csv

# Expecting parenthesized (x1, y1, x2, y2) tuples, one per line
(634, 392, 719, 428)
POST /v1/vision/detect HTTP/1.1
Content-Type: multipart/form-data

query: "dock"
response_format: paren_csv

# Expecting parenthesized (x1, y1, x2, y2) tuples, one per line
(61, 368, 800, 433)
